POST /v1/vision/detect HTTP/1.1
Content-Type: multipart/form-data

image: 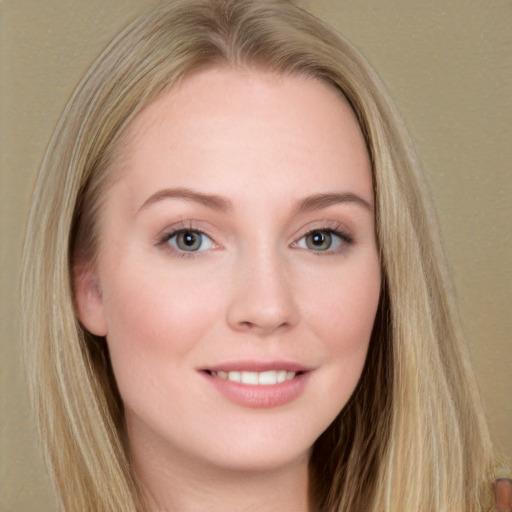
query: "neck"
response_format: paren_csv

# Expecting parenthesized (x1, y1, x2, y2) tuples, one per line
(130, 436, 312, 512)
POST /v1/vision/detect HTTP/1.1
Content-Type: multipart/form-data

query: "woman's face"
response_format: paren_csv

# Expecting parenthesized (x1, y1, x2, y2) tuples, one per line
(76, 67, 380, 474)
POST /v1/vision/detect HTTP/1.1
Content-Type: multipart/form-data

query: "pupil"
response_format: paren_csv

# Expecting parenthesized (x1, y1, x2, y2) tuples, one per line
(307, 230, 331, 251)
(312, 232, 325, 245)
(178, 230, 201, 251)
(184, 232, 196, 246)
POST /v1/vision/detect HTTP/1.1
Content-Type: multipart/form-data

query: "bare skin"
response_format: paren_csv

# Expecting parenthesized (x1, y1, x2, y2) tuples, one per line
(75, 67, 379, 511)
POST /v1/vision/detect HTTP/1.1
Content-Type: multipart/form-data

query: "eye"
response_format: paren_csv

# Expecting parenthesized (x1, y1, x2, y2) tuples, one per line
(166, 229, 214, 252)
(295, 229, 350, 252)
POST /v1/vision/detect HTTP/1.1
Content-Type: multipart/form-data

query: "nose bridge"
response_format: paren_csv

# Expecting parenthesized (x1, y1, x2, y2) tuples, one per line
(226, 241, 298, 334)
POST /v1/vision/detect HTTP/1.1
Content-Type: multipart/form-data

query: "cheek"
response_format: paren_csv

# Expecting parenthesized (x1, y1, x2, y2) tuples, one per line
(300, 255, 381, 390)
(99, 262, 222, 385)
(304, 254, 380, 341)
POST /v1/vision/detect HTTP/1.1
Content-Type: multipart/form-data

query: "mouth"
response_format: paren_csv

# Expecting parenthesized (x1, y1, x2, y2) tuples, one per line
(204, 369, 304, 386)
(200, 363, 311, 408)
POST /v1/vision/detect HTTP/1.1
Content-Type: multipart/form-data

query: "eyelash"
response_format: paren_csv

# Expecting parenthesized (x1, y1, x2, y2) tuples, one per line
(156, 222, 353, 258)
(295, 226, 353, 254)
(157, 222, 214, 259)
(290, 220, 353, 256)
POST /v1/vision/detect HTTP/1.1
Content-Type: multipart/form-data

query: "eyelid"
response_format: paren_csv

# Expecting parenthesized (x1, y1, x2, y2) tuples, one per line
(290, 221, 353, 253)
(167, 229, 214, 251)
(154, 219, 353, 257)
(155, 220, 220, 257)
(155, 219, 211, 240)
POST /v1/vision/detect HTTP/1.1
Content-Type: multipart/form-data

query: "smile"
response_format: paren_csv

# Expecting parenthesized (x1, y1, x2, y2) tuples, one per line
(202, 366, 310, 408)
(208, 370, 298, 385)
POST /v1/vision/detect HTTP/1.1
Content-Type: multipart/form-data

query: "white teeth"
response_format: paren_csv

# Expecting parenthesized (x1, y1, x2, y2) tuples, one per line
(241, 372, 259, 385)
(276, 370, 287, 383)
(228, 371, 241, 383)
(258, 370, 277, 385)
(212, 370, 297, 385)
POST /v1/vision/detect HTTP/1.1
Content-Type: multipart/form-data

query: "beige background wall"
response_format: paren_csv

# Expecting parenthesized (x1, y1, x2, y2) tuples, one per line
(1, 1, 510, 510)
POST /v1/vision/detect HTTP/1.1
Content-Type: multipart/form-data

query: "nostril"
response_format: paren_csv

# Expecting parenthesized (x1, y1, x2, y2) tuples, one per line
(235, 319, 291, 335)
(225, 263, 299, 334)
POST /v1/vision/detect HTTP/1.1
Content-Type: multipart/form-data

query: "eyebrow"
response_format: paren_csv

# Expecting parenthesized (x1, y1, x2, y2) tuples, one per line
(138, 187, 373, 215)
(138, 187, 233, 213)
(294, 192, 373, 214)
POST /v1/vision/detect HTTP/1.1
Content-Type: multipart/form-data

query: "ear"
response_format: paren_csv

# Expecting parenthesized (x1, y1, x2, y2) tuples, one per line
(73, 261, 108, 337)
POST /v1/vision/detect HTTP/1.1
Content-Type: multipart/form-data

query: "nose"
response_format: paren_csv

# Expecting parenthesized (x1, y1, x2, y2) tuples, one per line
(226, 250, 299, 336)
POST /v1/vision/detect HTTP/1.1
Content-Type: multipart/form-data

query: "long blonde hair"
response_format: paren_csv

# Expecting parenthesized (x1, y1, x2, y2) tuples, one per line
(21, 1, 502, 510)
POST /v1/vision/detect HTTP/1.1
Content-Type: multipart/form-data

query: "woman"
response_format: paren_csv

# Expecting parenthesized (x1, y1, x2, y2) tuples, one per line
(21, 0, 507, 510)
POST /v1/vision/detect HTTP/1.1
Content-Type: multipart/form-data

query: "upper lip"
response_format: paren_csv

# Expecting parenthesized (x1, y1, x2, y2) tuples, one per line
(200, 360, 312, 373)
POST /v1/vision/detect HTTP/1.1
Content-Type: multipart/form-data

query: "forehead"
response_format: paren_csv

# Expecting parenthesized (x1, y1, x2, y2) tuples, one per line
(107, 66, 372, 210)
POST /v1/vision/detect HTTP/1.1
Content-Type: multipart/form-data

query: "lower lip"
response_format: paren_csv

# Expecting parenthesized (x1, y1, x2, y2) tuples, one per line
(201, 372, 310, 409)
